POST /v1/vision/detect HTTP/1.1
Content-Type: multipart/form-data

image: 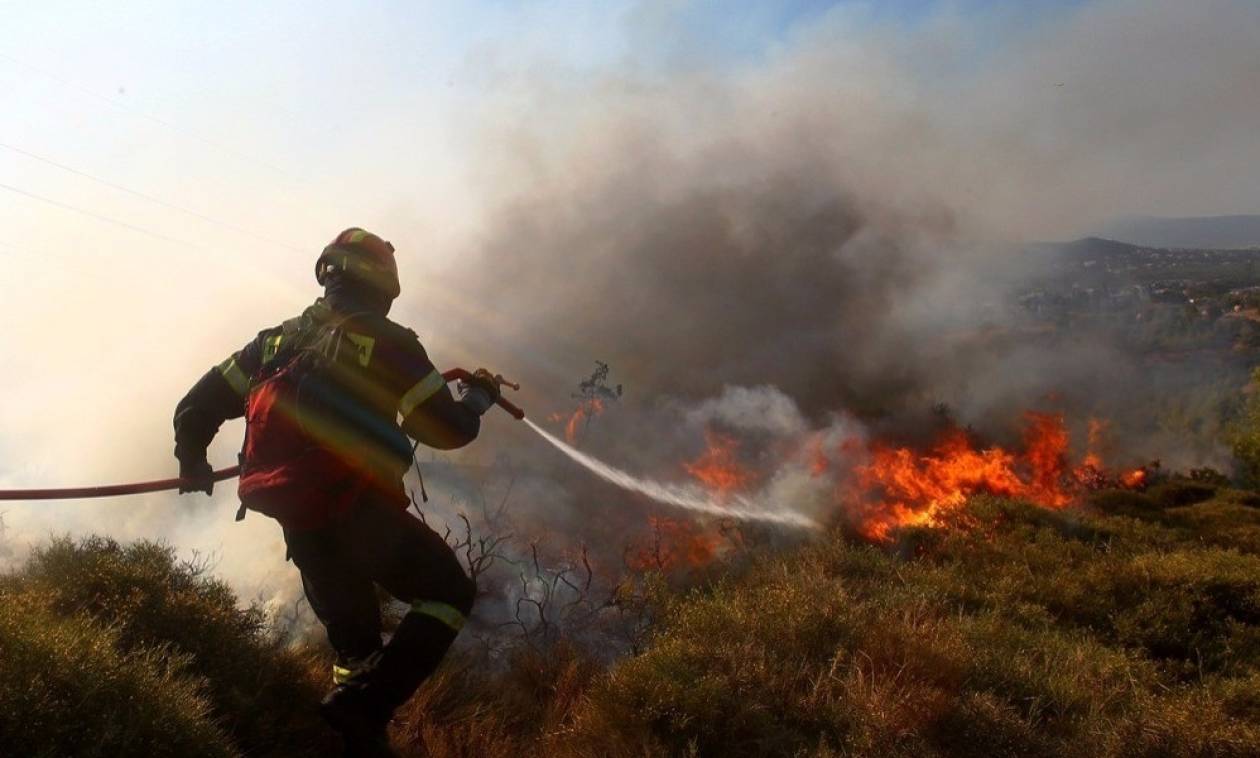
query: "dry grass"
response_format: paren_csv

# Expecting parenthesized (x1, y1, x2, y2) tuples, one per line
(3, 489, 1260, 756)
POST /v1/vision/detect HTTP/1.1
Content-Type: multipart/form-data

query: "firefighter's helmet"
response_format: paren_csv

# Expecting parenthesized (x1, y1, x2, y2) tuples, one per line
(315, 227, 401, 299)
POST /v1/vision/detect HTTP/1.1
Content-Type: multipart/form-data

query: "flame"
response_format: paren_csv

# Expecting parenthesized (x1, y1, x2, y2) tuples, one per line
(848, 412, 1078, 541)
(627, 516, 727, 572)
(802, 433, 830, 477)
(1087, 418, 1109, 453)
(621, 407, 1154, 568)
(550, 398, 606, 443)
(1076, 417, 1109, 478)
(1023, 411, 1073, 507)
(683, 430, 754, 496)
(623, 430, 753, 573)
(1121, 468, 1148, 489)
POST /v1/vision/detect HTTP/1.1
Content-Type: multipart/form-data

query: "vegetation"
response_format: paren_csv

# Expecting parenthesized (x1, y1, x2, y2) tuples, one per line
(0, 537, 334, 756)
(1229, 367, 1260, 487)
(3, 488, 1260, 756)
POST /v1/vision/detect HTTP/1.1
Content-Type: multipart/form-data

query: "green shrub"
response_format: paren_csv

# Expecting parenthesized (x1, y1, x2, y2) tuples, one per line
(1147, 479, 1218, 507)
(1228, 368, 1260, 487)
(1087, 488, 1162, 518)
(4, 536, 331, 756)
(0, 591, 233, 757)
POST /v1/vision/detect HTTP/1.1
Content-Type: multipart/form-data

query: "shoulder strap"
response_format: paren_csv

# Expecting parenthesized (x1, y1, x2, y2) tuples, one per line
(254, 304, 378, 383)
(258, 316, 309, 370)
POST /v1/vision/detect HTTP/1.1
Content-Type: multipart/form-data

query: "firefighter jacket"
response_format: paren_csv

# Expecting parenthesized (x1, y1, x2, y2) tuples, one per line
(173, 298, 480, 527)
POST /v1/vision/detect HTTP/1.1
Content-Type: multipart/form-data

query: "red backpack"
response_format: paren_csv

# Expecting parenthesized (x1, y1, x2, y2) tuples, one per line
(237, 313, 412, 528)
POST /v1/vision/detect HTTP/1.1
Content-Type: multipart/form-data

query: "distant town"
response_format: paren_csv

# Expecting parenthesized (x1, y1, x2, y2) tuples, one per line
(1019, 237, 1260, 353)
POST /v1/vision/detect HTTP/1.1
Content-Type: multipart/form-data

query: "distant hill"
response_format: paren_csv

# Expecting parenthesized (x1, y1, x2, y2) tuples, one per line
(1093, 215, 1260, 249)
(1022, 236, 1260, 291)
(1026, 236, 1144, 259)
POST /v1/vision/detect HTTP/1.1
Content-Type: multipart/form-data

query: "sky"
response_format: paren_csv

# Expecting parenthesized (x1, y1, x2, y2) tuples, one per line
(1, 0, 1257, 604)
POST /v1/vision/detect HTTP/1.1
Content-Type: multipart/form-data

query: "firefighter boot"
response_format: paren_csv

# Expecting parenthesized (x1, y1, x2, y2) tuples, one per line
(365, 604, 465, 715)
(320, 684, 395, 758)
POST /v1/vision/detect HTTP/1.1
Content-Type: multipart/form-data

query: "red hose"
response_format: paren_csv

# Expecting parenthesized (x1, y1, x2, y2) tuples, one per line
(0, 367, 523, 502)
(0, 466, 244, 501)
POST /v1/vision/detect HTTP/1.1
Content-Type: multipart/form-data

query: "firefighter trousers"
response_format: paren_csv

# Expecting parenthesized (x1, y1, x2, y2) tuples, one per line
(282, 498, 476, 714)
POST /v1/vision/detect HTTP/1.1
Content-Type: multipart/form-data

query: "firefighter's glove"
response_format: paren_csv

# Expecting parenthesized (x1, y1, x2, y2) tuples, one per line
(459, 368, 501, 416)
(178, 457, 215, 495)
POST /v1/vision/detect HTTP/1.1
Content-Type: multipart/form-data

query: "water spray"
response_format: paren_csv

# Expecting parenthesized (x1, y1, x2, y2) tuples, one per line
(523, 418, 818, 529)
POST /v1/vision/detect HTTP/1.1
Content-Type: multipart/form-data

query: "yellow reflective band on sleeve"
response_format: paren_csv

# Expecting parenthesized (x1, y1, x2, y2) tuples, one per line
(332, 664, 354, 685)
(411, 601, 466, 632)
(216, 356, 250, 397)
(398, 370, 445, 418)
(261, 334, 284, 365)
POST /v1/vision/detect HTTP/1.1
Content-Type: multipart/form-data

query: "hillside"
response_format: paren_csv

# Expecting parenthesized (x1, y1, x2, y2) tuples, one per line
(3, 482, 1259, 756)
(1094, 216, 1260, 250)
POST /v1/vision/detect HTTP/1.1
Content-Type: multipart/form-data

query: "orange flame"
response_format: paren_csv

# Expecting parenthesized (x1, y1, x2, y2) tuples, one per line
(683, 430, 754, 496)
(627, 516, 727, 572)
(1121, 468, 1148, 489)
(802, 433, 830, 477)
(638, 410, 1152, 567)
(848, 412, 1077, 541)
(550, 398, 606, 443)
(1077, 417, 1109, 474)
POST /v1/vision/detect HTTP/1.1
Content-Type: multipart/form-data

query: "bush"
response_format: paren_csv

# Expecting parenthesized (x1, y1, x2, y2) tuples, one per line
(1, 536, 332, 756)
(1147, 479, 1218, 507)
(390, 642, 604, 758)
(1228, 368, 1260, 486)
(551, 495, 1260, 757)
(0, 591, 233, 757)
(1087, 488, 1161, 518)
(6, 492, 1260, 757)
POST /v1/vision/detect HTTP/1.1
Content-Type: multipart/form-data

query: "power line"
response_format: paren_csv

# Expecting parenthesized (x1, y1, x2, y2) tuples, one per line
(0, 180, 200, 249)
(0, 50, 306, 183)
(0, 140, 304, 252)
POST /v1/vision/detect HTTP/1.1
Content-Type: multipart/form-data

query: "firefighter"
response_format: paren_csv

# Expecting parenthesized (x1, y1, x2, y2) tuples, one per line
(173, 228, 498, 754)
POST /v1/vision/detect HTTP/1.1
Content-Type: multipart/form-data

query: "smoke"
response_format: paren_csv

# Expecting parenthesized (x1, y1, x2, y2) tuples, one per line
(688, 386, 809, 438)
(3, 0, 1258, 622)
(426, 0, 1259, 464)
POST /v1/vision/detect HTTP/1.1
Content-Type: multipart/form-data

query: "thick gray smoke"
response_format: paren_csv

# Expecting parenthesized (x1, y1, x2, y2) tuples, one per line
(417, 0, 1258, 471)
(376, 2, 1260, 652)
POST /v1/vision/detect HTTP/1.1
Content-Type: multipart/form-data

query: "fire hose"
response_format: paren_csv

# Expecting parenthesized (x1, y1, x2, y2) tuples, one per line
(0, 368, 524, 502)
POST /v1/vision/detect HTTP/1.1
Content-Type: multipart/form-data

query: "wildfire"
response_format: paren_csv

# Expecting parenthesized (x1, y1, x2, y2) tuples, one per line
(802, 433, 831, 477)
(620, 430, 754, 573)
(1121, 467, 1148, 489)
(1083, 418, 1109, 471)
(549, 398, 606, 443)
(623, 408, 1152, 572)
(683, 430, 755, 496)
(627, 516, 730, 572)
(846, 411, 1133, 541)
